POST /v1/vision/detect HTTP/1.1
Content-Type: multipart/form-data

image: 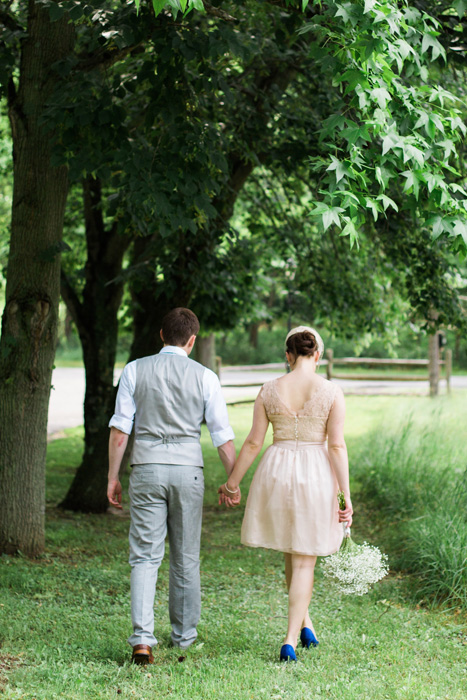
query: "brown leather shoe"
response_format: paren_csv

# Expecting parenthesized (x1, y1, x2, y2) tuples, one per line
(131, 644, 154, 665)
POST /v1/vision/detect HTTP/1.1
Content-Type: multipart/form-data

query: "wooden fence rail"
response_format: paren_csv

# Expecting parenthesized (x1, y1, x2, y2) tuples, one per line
(219, 348, 452, 397)
(324, 349, 452, 394)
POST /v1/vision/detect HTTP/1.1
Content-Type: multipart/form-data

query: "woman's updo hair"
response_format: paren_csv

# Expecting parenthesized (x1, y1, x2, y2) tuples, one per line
(286, 330, 319, 358)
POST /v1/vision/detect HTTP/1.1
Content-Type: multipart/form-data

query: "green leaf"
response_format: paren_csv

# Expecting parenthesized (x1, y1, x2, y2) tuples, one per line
(382, 132, 401, 156)
(363, 0, 376, 13)
(396, 39, 415, 61)
(452, 0, 467, 18)
(335, 3, 359, 25)
(326, 156, 348, 184)
(450, 183, 467, 197)
(375, 165, 390, 189)
(69, 5, 84, 21)
(439, 139, 456, 160)
(340, 219, 359, 248)
(365, 197, 379, 221)
(134, 0, 141, 12)
(449, 116, 467, 136)
(376, 194, 398, 212)
(402, 171, 420, 199)
(49, 3, 65, 21)
(453, 220, 467, 247)
(341, 124, 370, 145)
(425, 173, 446, 194)
(421, 34, 446, 62)
(152, 0, 167, 15)
(403, 144, 425, 168)
(414, 112, 428, 131)
(425, 215, 444, 239)
(322, 208, 343, 231)
(371, 87, 391, 110)
(319, 114, 345, 142)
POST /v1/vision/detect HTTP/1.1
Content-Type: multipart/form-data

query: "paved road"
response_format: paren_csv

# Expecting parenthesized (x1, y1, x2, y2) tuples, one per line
(47, 366, 467, 435)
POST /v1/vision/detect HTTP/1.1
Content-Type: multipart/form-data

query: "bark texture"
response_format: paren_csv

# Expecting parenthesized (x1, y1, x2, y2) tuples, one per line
(194, 334, 217, 373)
(60, 178, 132, 513)
(0, 2, 75, 555)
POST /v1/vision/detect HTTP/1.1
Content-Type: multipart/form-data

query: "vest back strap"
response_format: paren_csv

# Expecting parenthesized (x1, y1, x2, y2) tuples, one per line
(135, 436, 200, 445)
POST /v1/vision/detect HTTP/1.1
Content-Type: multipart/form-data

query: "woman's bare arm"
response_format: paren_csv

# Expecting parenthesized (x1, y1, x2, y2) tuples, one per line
(327, 387, 353, 525)
(218, 392, 269, 504)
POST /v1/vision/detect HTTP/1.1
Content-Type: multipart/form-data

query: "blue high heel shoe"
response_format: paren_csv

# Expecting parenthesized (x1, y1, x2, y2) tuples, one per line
(280, 644, 297, 662)
(300, 627, 319, 648)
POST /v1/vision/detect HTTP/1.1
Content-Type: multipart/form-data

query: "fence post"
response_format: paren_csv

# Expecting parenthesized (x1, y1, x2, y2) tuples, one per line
(428, 331, 440, 397)
(445, 348, 452, 394)
(326, 348, 333, 380)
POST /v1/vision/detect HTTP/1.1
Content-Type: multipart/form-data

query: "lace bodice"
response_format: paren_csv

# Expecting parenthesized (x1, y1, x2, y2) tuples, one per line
(261, 377, 337, 443)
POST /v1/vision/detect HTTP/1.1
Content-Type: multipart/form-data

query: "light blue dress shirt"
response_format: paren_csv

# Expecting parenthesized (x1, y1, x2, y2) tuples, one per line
(109, 345, 234, 448)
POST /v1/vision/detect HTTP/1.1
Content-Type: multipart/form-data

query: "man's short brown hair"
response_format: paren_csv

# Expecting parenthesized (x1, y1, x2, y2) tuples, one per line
(161, 308, 200, 346)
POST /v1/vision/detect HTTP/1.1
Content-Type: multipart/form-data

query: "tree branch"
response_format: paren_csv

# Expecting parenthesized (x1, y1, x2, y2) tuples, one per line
(60, 269, 88, 341)
(76, 42, 144, 73)
(202, 1, 237, 21)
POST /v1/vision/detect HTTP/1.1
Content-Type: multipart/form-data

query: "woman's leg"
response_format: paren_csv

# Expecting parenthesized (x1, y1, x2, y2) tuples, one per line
(283, 553, 317, 647)
(284, 553, 315, 631)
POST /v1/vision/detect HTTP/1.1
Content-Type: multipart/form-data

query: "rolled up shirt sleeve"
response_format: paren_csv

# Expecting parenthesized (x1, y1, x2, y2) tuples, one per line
(108, 361, 137, 435)
(203, 368, 235, 447)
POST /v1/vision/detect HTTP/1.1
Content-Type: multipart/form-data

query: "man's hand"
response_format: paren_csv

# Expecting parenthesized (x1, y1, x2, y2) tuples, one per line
(107, 478, 123, 509)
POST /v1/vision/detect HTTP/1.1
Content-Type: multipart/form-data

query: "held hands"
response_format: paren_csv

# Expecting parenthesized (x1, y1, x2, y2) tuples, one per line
(107, 478, 123, 509)
(218, 483, 241, 508)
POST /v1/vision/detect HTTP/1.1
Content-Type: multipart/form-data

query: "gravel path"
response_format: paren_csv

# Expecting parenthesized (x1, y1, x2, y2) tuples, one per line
(47, 367, 467, 435)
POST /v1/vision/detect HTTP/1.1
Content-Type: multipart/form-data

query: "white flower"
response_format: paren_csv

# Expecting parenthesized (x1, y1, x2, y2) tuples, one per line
(321, 532, 389, 596)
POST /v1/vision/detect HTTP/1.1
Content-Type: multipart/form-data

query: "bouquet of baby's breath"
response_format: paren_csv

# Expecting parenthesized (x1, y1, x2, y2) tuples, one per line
(321, 492, 389, 595)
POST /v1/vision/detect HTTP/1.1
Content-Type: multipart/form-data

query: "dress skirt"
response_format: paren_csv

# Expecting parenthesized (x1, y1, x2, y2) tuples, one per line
(241, 440, 344, 556)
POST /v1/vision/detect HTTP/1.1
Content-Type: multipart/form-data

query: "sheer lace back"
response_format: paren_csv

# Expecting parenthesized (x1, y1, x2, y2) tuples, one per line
(261, 377, 337, 443)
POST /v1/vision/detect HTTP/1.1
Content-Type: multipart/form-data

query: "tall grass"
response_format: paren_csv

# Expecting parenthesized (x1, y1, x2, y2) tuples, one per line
(353, 413, 467, 609)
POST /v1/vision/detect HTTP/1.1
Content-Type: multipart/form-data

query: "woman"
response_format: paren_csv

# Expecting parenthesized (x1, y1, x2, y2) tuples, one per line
(218, 326, 353, 661)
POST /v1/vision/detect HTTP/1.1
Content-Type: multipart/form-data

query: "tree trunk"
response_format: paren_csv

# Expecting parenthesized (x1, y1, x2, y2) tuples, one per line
(0, 2, 75, 556)
(194, 334, 217, 372)
(59, 178, 131, 513)
(248, 323, 259, 349)
(128, 237, 192, 362)
(454, 332, 460, 364)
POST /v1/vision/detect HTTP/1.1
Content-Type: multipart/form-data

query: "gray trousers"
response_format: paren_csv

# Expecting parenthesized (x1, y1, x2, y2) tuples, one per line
(128, 463, 204, 649)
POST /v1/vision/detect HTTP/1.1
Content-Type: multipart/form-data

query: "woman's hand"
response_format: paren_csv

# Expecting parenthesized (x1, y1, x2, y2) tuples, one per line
(218, 483, 241, 508)
(338, 497, 353, 527)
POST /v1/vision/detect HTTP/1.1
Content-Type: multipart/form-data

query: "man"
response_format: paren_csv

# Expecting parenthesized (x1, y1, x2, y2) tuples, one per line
(107, 308, 236, 665)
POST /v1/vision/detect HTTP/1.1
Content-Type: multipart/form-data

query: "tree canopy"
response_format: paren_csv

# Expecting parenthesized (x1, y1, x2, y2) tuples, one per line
(1, 0, 467, 550)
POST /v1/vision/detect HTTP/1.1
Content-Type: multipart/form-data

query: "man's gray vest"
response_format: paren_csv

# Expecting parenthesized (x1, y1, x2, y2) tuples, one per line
(130, 352, 206, 467)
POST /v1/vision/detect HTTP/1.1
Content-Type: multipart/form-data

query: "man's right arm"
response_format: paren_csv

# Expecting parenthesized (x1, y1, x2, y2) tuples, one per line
(203, 369, 238, 503)
(203, 368, 235, 452)
(107, 362, 136, 508)
(108, 428, 129, 508)
(217, 440, 236, 476)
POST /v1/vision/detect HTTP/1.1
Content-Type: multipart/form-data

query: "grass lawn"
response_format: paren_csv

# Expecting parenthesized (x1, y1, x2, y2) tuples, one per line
(1, 395, 467, 699)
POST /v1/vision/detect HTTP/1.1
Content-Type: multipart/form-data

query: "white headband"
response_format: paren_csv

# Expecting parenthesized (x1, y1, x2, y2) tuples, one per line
(285, 325, 324, 358)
